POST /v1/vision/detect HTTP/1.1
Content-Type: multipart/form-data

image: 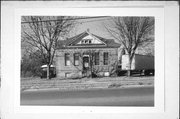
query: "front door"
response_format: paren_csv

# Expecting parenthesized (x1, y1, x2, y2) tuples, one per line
(83, 56, 89, 71)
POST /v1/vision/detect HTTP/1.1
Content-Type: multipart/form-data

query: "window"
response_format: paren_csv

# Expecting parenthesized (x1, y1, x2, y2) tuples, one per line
(85, 40, 88, 44)
(81, 39, 92, 44)
(65, 53, 70, 66)
(94, 52, 99, 65)
(103, 52, 108, 65)
(65, 72, 71, 78)
(89, 40, 92, 44)
(81, 40, 85, 44)
(74, 53, 79, 66)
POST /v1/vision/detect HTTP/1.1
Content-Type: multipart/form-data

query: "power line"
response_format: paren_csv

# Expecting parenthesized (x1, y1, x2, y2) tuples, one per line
(77, 18, 111, 24)
(21, 16, 110, 24)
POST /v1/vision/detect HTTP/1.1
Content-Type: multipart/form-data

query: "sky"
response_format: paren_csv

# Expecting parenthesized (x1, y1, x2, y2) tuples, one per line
(21, 16, 154, 56)
(21, 16, 115, 40)
(71, 16, 154, 56)
(21, 16, 115, 55)
(70, 17, 114, 39)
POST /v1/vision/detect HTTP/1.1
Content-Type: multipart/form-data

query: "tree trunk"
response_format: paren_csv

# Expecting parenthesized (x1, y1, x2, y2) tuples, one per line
(90, 54, 93, 78)
(127, 55, 132, 77)
(127, 70, 131, 77)
(47, 64, 50, 80)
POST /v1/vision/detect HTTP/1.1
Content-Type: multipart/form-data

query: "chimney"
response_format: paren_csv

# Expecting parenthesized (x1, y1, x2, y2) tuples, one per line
(87, 28, 90, 33)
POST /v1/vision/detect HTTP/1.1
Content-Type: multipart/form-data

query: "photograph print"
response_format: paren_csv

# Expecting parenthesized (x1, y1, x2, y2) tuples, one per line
(20, 16, 155, 106)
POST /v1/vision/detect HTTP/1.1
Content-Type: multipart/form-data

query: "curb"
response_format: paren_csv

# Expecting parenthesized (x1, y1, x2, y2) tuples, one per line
(22, 85, 154, 92)
(21, 88, 60, 92)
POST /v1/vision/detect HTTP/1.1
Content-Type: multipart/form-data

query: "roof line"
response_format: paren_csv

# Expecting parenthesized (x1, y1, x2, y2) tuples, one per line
(66, 31, 87, 46)
(86, 31, 107, 46)
(67, 30, 109, 46)
(57, 46, 119, 49)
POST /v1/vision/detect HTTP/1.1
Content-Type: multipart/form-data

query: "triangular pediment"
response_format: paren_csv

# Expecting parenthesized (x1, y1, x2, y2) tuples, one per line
(57, 31, 121, 49)
(66, 31, 108, 47)
(77, 34, 105, 45)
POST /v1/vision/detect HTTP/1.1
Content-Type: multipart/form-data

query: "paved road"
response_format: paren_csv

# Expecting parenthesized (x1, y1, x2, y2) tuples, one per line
(21, 86, 154, 106)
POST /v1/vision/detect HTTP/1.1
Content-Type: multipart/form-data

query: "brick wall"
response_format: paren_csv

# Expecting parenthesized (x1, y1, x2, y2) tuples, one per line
(55, 47, 118, 78)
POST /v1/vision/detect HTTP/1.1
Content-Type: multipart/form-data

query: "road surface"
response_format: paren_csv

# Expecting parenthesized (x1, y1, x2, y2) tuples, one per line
(21, 86, 154, 106)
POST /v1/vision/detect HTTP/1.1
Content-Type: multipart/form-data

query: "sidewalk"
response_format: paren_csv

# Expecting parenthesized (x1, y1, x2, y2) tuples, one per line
(21, 76, 154, 92)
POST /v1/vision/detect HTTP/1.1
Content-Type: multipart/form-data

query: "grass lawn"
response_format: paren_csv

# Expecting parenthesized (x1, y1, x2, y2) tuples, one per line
(21, 76, 154, 91)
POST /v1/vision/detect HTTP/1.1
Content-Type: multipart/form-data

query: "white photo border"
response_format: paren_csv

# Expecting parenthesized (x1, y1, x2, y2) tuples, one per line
(1, 1, 179, 119)
(14, 7, 164, 113)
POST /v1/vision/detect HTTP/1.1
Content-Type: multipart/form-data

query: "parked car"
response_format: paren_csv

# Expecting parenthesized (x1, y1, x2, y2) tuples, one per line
(40, 65, 56, 78)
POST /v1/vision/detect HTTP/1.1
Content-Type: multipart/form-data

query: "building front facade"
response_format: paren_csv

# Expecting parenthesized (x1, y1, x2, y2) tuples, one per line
(55, 30, 121, 78)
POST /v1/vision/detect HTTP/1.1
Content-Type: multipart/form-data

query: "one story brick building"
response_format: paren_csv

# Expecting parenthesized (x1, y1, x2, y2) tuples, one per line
(55, 30, 122, 78)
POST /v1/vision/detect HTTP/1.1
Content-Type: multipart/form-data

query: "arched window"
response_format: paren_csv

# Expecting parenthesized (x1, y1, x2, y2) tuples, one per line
(81, 39, 92, 44)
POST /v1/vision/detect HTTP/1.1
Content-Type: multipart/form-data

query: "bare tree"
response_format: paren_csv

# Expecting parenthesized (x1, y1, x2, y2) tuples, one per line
(106, 17, 154, 76)
(21, 16, 75, 79)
